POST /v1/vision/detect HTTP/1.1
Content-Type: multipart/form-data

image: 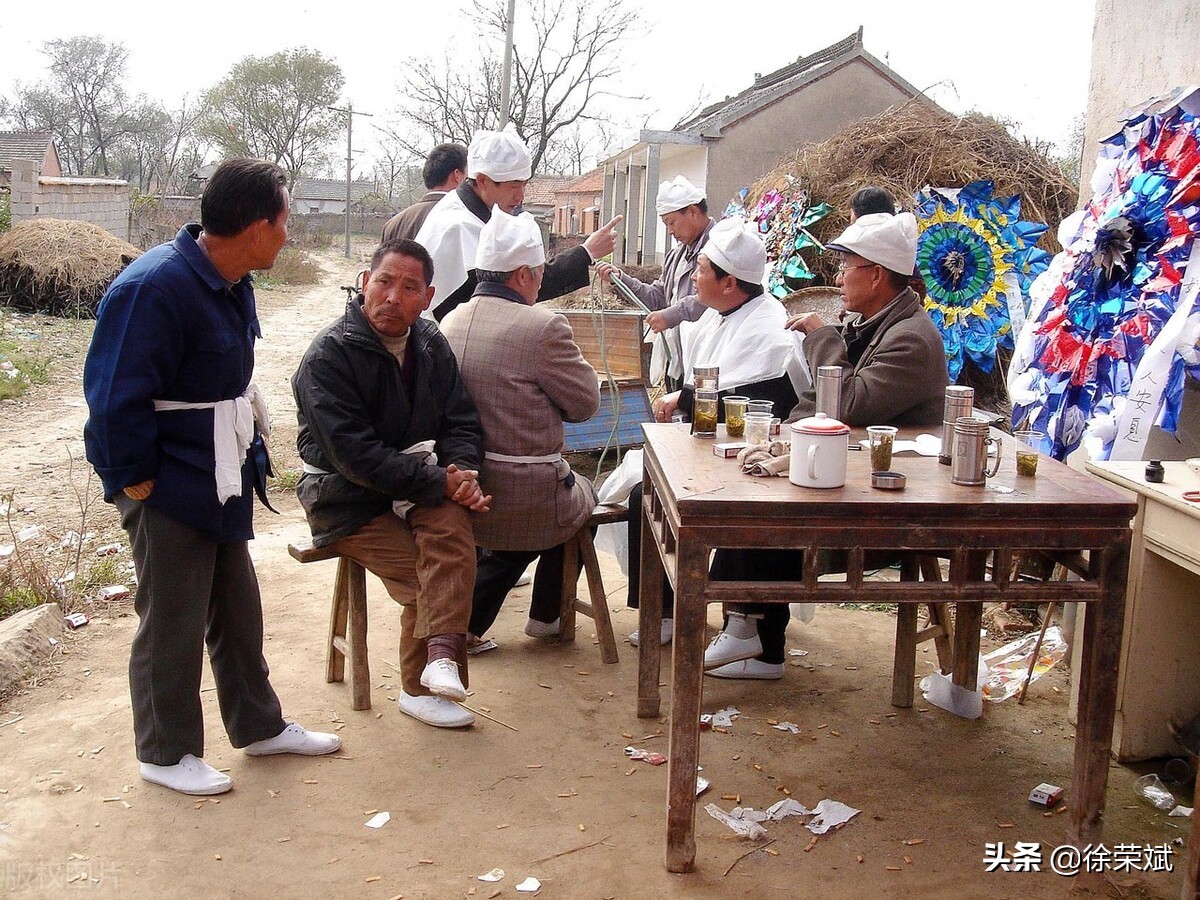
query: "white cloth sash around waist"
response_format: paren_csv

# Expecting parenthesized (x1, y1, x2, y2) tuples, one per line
(483, 451, 562, 465)
(152, 383, 269, 505)
(301, 441, 437, 521)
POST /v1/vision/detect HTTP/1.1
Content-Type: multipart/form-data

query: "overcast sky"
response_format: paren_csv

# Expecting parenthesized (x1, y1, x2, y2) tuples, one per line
(1, 0, 1096, 173)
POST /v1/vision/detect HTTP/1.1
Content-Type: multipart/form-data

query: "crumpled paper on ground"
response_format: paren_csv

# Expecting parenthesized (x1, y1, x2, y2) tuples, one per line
(705, 706, 740, 728)
(737, 440, 791, 476)
(981, 626, 1067, 702)
(705, 798, 859, 838)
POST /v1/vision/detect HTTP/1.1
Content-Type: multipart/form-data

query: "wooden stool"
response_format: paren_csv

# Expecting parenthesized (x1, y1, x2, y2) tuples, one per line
(891, 553, 955, 707)
(558, 505, 626, 664)
(288, 538, 371, 710)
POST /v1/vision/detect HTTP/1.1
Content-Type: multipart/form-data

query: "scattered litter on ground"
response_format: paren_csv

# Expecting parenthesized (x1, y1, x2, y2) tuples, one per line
(982, 627, 1067, 702)
(696, 777, 710, 796)
(787, 649, 809, 657)
(1028, 783, 1063, 808)
(1169, 806, 1193, 818)
(364, 812, 390, 829)
(706, 707, 740, 728)
(477, 868, 504, 882)
(64, 613, 89, 630)
(704, 803, 768, 840)
(515, 876, 541, 893)
(772, 722, 801, 734)
(97, 585, 131, 602)
(17, 525, 40, 542)
(624, 747, 666, 766)
(1133, 774, 1175, 811)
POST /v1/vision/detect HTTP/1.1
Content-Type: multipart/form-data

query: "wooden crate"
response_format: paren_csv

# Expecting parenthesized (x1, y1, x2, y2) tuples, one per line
(552, 308, 651, 383)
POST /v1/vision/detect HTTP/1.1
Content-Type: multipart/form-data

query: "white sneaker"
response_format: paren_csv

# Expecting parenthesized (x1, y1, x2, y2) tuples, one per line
(706, 658, 785, 680)
(630, 618, 674, 647)
(524, 617, 560, 639)
(420, 658, 466, 701)
(703, 612, 762, 669)
(140, 754, 232, 796)
(398, 691, 475, 728)
(244, 723, 342, 757)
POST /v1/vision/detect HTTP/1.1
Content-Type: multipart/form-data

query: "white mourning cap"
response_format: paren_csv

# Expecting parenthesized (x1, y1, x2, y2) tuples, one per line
(655, 175, 706, 215)
(475, 206, 546, 271)
(826, 212, 918, 275)
(701, 218, 767, 283)
(467, 124, 533, 182)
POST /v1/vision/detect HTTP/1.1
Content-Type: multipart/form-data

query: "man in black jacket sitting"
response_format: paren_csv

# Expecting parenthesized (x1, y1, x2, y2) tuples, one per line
(292, 239, 489, 729)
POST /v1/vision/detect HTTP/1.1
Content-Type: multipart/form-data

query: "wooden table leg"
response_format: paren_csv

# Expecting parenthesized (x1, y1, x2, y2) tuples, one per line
(637, 494, 665, 720)
(950, 552, 987, 691)
(665, 540, 708, 874)
(1070, 539, 1129, 842)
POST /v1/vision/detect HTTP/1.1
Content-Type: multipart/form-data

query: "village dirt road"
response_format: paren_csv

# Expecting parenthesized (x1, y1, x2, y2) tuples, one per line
(0, 245, 1187, 899)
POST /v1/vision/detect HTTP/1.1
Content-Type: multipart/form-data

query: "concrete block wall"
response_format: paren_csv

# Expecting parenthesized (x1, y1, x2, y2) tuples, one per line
(35, 179, 130, 242)
(7, 161, 131, 242)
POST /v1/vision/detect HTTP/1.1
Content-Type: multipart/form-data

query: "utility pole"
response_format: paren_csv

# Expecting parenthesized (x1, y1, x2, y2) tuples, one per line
(499, 0, 517, 127)
(328, 102, 373, 258)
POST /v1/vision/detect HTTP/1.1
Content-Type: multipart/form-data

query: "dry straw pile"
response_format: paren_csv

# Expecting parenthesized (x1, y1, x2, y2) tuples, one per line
(0, 219, 141, 318)
(747, 100, 1079, 284)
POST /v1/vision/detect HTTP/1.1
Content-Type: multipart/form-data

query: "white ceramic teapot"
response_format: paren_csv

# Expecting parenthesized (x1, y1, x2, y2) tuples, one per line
(789, 413, 850, 488)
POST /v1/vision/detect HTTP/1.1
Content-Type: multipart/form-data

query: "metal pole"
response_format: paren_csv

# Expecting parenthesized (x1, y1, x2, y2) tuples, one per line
(499, 0, 517, 127)
(328, 103, 373, 259)
(344, 103, 353, 258)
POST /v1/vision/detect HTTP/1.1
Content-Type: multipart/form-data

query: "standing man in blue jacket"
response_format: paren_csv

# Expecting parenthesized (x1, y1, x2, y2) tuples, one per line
(84, 158, 340, 797)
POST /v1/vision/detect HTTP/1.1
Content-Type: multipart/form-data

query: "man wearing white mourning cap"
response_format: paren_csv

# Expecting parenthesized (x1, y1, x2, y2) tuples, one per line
(629, 218, 804, 649)
(703, 210, 948, 683)
(416, 124, 623, 321)
(596, 174, 714, 389)
(441, 208, 601, 648)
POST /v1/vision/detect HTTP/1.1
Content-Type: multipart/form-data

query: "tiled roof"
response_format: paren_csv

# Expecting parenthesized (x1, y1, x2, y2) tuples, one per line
(524, 176, 575, 206)
(0, 132, 56, 168)
(293, 177, 375, 202)
(558, 168, 605, 195)
(674, 30, 865, 134)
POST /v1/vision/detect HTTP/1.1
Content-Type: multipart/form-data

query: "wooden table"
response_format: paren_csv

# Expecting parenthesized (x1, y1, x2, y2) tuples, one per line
(635, 424, 1136, 873)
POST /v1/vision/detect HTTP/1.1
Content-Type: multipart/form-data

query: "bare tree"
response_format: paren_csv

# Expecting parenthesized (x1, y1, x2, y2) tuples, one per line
(371, 123, 423, 206)
(200, 48, 344, 184)
(394, 0, 640, 174)
(3, 37, 140, 176)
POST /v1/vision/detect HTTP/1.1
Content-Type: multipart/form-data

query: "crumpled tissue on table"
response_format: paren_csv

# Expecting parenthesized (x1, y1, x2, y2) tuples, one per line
(737, 441, 790, 476)
(705, 797, 860, 839)
(981, 626, 1068, 702)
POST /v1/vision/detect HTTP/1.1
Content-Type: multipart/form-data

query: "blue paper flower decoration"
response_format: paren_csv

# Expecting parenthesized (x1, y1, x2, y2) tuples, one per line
(915, 181, 1049, 381)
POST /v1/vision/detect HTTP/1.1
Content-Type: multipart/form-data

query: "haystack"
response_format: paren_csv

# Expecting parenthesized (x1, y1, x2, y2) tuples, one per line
(0, 219, 141, 318)
(746, 100, 1078, 285)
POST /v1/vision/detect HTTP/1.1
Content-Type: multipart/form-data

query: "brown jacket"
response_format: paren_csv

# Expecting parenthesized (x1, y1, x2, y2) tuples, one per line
(789, 288, 948, 426)
(441, 286, 600, 551)
(381, 191, 446, 244)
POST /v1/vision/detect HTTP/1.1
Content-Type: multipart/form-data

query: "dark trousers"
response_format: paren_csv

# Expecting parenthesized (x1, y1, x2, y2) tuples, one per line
(626, 483, 675, 616)
(116, 495, 284, 765)
(626, 483, 791, 662)
(711, 550, 799, 665)
(469, 543, 578, 637)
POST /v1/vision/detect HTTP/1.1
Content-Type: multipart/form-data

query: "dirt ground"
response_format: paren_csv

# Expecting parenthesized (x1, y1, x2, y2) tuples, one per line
(0, 244, 1191, 899)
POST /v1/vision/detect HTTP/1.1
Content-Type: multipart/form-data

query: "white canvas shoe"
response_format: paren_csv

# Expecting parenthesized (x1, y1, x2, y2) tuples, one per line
(702, 613, 762, 669)
(420, 658, 467, 701)
(629, 618, 674, 647)
(398, 691, 475, 728)
(705, 658, 785, 680)
(524, 617, 560, 639)
(139, 754, 232, 796)
(244, 723, 341, 757)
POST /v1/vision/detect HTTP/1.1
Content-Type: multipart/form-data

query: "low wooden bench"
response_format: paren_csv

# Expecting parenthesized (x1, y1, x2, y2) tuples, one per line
(558, 504, 628, 664)
(288, 539, 371, 711)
